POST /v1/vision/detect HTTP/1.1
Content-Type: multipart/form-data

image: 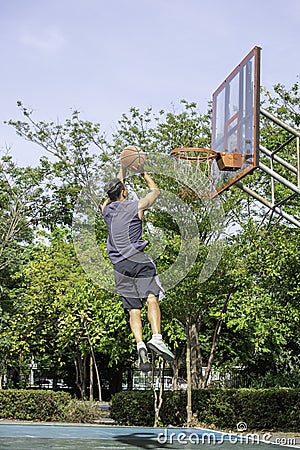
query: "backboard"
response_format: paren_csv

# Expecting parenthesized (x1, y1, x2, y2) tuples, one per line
(210, 46, 261, 198)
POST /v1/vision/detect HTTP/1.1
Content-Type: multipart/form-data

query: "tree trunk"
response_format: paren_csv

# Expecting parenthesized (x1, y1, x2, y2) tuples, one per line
(186, 326, 193, 427)
(108, 367, 122, 395)
(201, 291, 233, 388)
(153, 356, 164, 427)
(84, 321, 102, 401)
(83, 355, 87, 396)
(127, 369, 133, 391)
(94, 355, 102, 401)
(172, 358, 179, 391)
(89, 353, 94, 401)
(74, 350, 87, 399)
(190, 320, 203, 389)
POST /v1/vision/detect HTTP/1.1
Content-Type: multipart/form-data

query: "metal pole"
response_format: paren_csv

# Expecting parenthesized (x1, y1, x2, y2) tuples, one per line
(260, 108, 300, 138)
(260, 145, 298, 175)
(29, 356, 35, 387)
(236, 182, 300, 227)
(259, 162, 300, 195)
(270, 153, 275, 206)
(297, 137, 300, 188)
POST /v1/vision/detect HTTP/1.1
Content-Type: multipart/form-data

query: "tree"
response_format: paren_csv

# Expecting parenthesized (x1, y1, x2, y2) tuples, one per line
(0, 154, 52, 271)
(0, 153, 54, 386)
(4, 86, 299, 411)
(6, 103, 112, 225)
(222, 223, 300, 384)
(7, 228, 134, 398)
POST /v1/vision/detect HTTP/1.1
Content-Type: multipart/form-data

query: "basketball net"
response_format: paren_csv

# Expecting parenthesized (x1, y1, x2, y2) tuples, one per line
(170, 148, 217, 198)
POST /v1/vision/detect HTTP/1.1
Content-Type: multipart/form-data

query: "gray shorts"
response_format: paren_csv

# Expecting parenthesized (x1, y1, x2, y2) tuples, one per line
(113, 253, 165, 312)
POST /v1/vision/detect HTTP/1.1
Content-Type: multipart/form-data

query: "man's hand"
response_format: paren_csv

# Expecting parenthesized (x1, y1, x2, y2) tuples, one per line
(126, 160, 144, 174)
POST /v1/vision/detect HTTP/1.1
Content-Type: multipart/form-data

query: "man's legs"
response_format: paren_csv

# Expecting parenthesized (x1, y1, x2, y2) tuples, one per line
(146, 294, 175, 361)
(128, 295, 162, 346)
(129, 308, 152, 372)
(128, 295, 162, 343)
(129, 308, 143, 343)
(128, 295, 174, 369)
(146, 294, 161, 335)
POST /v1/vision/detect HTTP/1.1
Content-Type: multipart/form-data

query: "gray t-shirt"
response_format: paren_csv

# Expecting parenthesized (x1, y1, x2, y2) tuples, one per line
(102, 200, 148, 264)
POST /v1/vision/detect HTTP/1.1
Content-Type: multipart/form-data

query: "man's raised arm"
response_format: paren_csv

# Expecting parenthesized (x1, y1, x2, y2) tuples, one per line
(138, 173, 160, 212)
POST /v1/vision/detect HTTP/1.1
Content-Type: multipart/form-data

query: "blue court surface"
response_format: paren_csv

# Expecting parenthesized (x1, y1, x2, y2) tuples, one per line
(0, 422, 294, 449)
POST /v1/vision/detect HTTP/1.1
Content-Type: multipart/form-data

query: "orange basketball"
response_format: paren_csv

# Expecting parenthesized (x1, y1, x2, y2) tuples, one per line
(120, 145, 146, 171)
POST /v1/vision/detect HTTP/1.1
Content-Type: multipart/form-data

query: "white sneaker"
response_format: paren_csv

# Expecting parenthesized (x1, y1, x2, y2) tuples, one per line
(147, 339, 175, 361)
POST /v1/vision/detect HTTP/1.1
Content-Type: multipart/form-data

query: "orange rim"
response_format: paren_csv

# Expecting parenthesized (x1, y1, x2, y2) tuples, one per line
(170, 147, 217, 161)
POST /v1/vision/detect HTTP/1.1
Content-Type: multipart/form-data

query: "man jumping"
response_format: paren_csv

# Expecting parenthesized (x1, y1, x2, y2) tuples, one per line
(102, 163, 174, 372)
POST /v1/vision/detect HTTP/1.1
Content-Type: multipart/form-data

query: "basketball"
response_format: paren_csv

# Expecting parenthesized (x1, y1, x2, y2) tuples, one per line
(120, 145, 146, 171)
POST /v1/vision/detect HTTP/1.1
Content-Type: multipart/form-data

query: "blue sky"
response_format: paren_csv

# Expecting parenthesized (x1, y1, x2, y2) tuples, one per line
(1, 0, 299, 166)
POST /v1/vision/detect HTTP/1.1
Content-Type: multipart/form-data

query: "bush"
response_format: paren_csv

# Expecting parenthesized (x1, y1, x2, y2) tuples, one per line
(192, 389, 238, 428)
(110, 390, 154, 426)
(159, 390, 187, 426)
(0, 389, 71, 421)
(61, 399, 104, 423)
(111, 388, 300, 431)
(110, 390, 187, 426)
(0, 390, 107, 423)
(233, 388, 300, 431)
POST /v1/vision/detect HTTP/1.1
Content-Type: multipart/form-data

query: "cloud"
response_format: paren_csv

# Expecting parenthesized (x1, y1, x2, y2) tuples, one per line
(20, 28, 65, 54)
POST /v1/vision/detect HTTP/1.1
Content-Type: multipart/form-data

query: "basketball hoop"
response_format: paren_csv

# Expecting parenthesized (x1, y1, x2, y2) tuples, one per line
(170, 148, 216, 200)
(171, 147, 245, 171)
(170, 147, 218, 162)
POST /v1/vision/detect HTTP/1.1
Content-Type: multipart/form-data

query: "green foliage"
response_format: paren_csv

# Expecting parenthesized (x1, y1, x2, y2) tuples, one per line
(193, 388, 300, 431)
(2, 85, 300, 396)
(0, 154, 50, 272)
(219, 224, 300, 377)
(158, 390, 188, 426)
(261, 82, 300, 127)
(0, 390, 71, 421)
(6, 104, 111, 228)
(113, 99, 211, 153)
(111, 389, 300, 431)
(0, 390, 107, 423)
(110, 390, 155, 426)
(6, 228, 133, 391)
(61, 399, 105, 423)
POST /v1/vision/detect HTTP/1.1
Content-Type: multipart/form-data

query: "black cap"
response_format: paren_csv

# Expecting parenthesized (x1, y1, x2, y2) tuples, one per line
(104, 178, 123, 195)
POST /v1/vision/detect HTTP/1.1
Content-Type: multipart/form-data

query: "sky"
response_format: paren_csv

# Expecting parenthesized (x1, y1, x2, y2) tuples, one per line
(1, 0, 299, 167)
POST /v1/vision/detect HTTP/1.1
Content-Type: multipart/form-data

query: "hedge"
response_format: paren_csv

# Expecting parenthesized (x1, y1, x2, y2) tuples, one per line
(110, 388, 300, 431)
(0, 389, 71, 421)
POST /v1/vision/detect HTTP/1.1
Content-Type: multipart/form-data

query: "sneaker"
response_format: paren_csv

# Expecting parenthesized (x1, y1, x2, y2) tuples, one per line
(138, 347, 152, 372)
(147, 339, 175, 361)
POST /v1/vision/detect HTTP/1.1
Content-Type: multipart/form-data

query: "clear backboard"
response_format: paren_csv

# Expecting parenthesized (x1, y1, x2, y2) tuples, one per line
(210, 46, 261, 198)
